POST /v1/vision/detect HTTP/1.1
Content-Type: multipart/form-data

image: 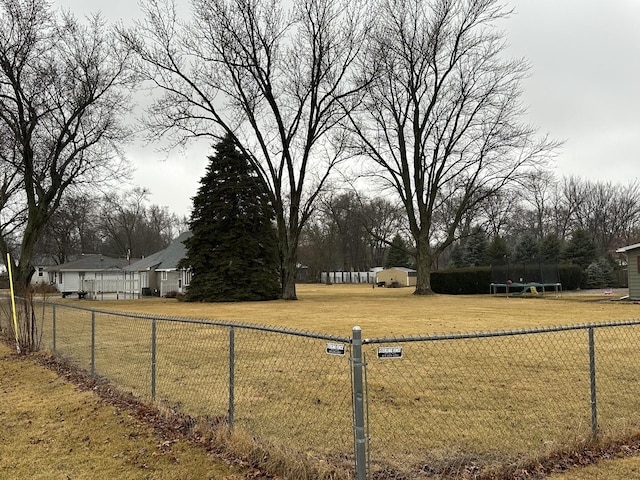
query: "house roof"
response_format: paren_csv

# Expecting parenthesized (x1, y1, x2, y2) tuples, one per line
(46, 254, 130, 272)
(385, 267, 417, 273)
(616, 243, 640, 253)
(124, 231, 192, 272)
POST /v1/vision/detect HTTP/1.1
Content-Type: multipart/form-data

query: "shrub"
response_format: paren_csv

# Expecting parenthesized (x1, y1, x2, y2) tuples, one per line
(431, 267, 491, 295)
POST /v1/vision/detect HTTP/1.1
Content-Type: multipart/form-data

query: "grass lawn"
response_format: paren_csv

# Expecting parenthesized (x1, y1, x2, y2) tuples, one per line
(0, 342, 257, 480)
(548, 455, 640, 480)
(59, 284, 640, 337)
(21, 285, 640, 478)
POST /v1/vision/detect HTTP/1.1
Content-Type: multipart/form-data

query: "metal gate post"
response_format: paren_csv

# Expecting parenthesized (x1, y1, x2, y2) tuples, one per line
(352, 326, 368, 480)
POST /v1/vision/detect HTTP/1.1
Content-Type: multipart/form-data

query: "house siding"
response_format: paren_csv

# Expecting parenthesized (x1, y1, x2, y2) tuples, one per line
(629, 251, 640, 299)
(376, 268, 417, 287)
(160, 271, 182, 296)
(60, 272, 81, 292)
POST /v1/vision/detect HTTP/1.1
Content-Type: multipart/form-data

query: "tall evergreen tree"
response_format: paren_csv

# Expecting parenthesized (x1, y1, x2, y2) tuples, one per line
(564, 229, 597, 270)
(486, 235, 511, 264)
(538, 233, 564, 263)
(512, 233, 539, 265)
(385, 234, 412, 268)
(463, 227, 489, 266)
(180, 135, 280, 301)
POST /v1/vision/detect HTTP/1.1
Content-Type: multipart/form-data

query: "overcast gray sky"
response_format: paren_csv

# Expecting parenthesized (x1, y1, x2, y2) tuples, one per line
(54, 0, 640, 217)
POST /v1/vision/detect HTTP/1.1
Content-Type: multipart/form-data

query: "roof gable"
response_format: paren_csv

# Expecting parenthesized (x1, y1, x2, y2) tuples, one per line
(47, 254, 129, 272)
(616, 243, 640, 253)
(125, 231, 192, 272)
(385, 266, 417, 273)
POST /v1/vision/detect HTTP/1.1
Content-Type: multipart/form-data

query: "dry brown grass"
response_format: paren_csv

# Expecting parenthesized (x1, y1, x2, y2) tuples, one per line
(0, 342, 246, 480)
(60, 284, 640, 337)
(36, 285, 640, 478)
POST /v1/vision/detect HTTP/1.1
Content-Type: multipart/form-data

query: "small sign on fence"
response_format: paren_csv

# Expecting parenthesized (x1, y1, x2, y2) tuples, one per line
(377, 346, 403, 359)
(326, 343, 346, 355)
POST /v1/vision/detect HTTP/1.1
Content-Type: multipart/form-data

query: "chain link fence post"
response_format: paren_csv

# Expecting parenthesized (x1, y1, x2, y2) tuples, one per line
(352, 326, 368, 480)
(589, 326, 598, 437)
(151, 318, 157, 401)
(52, 304, 56, 353)
(91, 311, 95, 376)
(229, 326, 235, 429)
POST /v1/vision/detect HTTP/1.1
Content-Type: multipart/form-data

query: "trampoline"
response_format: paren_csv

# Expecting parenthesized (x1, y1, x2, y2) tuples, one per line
(490, 261, 562, 297)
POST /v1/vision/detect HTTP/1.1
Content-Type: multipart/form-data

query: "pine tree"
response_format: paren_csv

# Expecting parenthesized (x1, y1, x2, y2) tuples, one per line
(486, 235, 510, 264)
(463, 227, 489, 266)
(180, 135, 281, 301)
(385, 234, 412, 268)
(538, 233, 563, 263)
(512, 233, 539, 265)
(564, 229, 597, 270)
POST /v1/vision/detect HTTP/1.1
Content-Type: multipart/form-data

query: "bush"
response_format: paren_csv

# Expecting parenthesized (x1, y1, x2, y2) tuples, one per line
(29, 283, 59, 294)
(431, 267, 491, 295)
(164, 290, 178, 298)
(431, 264, 582, 294)
(557, 264, 583, 290)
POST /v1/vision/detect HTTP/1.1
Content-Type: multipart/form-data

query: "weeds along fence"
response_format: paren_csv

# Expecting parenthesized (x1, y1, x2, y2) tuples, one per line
(2, 298, 640, 479)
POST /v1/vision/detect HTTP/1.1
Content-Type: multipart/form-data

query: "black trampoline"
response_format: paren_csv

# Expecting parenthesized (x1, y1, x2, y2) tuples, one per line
(490, 261, 562, 296)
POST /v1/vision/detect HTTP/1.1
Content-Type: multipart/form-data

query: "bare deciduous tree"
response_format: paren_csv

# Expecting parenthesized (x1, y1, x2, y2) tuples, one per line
(562, 177, 640, 253)
(100, 187, 181, 258)
(120, 0, 369, 299)
(0, 0, 136, 291)
(348, 0, 557, 294)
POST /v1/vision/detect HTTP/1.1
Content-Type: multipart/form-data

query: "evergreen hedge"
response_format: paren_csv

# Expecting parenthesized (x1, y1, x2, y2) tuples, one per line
(431, 264, 583, 294)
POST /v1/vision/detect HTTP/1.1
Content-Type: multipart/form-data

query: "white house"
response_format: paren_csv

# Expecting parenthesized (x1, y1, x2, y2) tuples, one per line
(46, 254, 135, 298)
(124, 232, 192, 297)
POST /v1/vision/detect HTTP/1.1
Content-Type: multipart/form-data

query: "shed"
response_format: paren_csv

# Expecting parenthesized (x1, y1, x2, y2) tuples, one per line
(616, 243, 640, 299)
(376, 267, 417, 287)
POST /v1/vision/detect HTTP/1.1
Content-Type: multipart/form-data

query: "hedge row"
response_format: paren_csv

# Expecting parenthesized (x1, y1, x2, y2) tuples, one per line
(431, 264, 584, 295)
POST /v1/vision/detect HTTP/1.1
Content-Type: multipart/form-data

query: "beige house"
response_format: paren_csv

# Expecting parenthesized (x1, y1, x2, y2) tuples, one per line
(616, 243, 640, 299)
(376, 267, 417, 287)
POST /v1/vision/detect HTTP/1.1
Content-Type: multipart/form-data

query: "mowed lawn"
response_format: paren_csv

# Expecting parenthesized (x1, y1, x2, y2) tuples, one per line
(42, 284, 640, 479)
(0, 342, 253, 480)
(67, 284, 640, 337)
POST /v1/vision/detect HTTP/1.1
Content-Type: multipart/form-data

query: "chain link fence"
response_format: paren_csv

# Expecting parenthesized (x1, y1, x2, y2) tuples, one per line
(2, 297, 640, 478)
(362, 322, 640, 476)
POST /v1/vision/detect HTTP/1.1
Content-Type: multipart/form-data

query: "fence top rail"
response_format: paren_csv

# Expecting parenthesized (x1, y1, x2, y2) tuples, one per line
(39, 299, 352, 343)
(363, 318, 640, 344)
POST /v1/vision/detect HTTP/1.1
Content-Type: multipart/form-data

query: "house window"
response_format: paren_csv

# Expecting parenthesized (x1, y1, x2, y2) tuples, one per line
(184, 270, 192, 286)
(161, 271, 168, 281)
(38, 267, 43, 277)
(637, 255, 640, 274)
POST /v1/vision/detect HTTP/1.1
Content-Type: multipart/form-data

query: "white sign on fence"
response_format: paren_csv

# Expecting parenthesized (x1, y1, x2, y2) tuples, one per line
(377, 346, 403, 359)
(326, 343, 346, 355)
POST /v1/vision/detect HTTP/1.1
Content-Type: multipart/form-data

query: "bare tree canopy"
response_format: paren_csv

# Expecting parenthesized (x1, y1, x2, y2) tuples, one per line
(347, 0, 558, 294)
(0, 0, 136, 288)
(120, 0, 370, 299)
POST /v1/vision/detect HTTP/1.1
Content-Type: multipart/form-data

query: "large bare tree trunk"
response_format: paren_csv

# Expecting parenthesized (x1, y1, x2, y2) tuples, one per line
(413, 238, 434, 295)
